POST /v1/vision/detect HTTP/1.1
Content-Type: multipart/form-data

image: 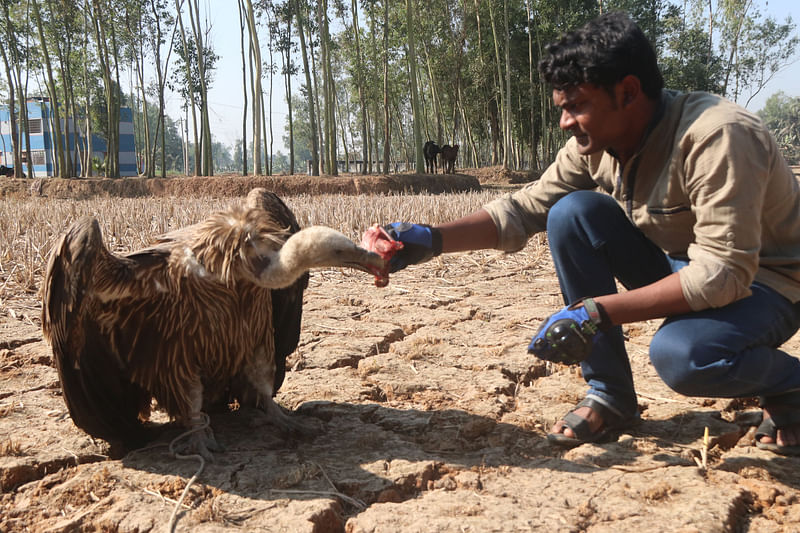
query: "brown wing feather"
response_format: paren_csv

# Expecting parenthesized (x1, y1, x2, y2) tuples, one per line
(41, 217, 159, 449)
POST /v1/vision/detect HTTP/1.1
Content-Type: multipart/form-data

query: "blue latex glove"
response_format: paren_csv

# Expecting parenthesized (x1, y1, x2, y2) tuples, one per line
(528, 300, 604, 365)
(383, 222, 442, 272)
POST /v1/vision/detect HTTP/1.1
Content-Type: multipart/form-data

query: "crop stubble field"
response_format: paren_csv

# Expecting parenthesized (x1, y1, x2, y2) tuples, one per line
(1, 172, 799, 532)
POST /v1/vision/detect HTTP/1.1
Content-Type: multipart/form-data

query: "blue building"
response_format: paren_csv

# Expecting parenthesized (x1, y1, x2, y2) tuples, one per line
(0, 97, 138, 177)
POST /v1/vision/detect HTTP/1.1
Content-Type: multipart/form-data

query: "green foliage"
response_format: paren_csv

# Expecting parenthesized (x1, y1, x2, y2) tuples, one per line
(169, 35, 219, 109)
(655, 0, 798, 103)
(91, 156, 105, 173)
(211, 140, 235, 173)
(659, 4, 726, 94)
(230, 137, 291, 175)
(758, 91, 800, 165)
(127, 92, 190, 174)
(279, 94, 312, 171)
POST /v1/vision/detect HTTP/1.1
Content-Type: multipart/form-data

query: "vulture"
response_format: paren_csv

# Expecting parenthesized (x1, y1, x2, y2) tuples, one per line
(41, 188, 387, 459)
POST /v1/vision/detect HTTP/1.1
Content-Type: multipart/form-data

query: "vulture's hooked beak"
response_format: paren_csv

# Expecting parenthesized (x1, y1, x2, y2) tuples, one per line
(345, 249, 388, 278)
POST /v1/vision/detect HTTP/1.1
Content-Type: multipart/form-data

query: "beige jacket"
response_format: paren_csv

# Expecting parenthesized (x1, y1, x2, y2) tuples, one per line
(483, 90, 800, 310)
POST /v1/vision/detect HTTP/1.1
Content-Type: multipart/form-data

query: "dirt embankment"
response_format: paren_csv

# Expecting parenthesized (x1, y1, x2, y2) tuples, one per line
(0, 165, 545, 200)
(0, 172, 486, 200)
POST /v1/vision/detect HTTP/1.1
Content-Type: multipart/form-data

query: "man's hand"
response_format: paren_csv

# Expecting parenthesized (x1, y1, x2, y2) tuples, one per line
(528, 299, 606, 365)
(383, 222, 443, 272)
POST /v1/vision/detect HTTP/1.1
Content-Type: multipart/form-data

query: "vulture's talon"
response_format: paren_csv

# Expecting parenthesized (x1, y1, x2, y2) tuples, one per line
(279, 415, 324, 439)
(261, 398, 324, 438)
(182, 434, 218, 462)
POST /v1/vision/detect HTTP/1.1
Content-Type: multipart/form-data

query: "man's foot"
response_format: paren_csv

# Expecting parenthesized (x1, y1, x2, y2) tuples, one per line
(550, 405, 604, 439)
(547, 397, 635, 448)
(755, 403, 800, 455)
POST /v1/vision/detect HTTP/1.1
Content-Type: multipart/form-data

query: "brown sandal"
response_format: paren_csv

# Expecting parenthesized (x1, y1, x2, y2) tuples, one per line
(547, 397, 635, 448)
(755, 391, 800, 456)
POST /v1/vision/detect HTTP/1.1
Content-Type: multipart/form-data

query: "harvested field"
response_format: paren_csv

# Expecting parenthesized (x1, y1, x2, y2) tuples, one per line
(1, 169, 799, 532)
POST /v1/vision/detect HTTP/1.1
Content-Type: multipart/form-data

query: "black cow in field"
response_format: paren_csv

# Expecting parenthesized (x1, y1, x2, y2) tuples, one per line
(440, 144, 459, 174)
(423, 141, 441, 174)
(0, 165, 14, 177)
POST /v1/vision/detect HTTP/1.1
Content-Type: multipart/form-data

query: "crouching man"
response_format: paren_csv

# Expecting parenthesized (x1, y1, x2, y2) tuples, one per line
(377, 11, 800, 454)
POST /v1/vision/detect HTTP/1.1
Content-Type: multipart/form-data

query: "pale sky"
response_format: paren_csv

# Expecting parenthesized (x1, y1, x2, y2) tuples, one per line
(162, 0, 800, 154)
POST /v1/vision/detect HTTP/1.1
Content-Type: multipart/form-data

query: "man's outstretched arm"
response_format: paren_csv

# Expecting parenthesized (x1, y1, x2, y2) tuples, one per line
(436, 208, 499, 253)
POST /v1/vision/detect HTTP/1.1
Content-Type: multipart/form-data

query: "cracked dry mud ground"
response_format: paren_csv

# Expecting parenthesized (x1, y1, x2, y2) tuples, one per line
(2, 242, 800, 532)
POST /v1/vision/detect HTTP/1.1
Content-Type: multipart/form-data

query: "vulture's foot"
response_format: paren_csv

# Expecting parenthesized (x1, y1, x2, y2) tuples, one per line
(172, 414, 225, 461)
(262, 397, 323, 438)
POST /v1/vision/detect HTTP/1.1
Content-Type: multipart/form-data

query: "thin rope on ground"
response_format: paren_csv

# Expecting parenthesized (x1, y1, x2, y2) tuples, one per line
(166, 412, 210, 533)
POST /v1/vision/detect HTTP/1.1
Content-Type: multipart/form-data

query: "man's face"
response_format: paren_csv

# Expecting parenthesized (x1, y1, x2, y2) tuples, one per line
(552, 83, 627, 156)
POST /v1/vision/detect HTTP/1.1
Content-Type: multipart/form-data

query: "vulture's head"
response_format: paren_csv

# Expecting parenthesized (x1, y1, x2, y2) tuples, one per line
(190, 203, 386, 289)
(246, 224, 388, 288)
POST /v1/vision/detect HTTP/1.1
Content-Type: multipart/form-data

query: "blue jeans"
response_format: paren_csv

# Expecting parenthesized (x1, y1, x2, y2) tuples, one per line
(546, 191, 800, 419)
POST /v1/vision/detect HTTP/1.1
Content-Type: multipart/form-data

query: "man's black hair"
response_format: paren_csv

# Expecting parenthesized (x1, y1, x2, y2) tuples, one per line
(538, 11, 664, 99)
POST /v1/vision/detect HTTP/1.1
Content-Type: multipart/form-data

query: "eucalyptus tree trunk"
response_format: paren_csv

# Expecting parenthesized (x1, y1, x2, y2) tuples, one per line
(351, 0, 368, 174)
(381, 0, 390, 174)
(19, 1, 34, 179)
(318, 0, 337, 175)
(335, 92, 350, 172)
(317, 0, 330, 173)
(453, 4, 476, 167)
(282, 5, 294, 176)
(342, 95, 359, 170)
(0, 8, 24, 178)
(325, 65, 337, 174)
(308, 21, 325, 168)
(262, 88, 270, 175)
(457, 83, 478, 167)
(244, 0, 262, 175)
(125, 1, 151, 176)
(62, 53, 79, 177)
(108, 9, 122, 178)
(487, 0, 506, 168)
(367, 8, 381, 173)
(525, 0, 538, 170)
(174, 1, 199, 175)
(186, 0, 213, 175)
(502, 0, 511, 170)
(149, 1, 163, 178)
(90, 0, 120, 178)
(82, 0, 92, 177)
(706, 0, 714, 76)
(719, 0, 751, 100)
(297, 0, 319, 175)
(421, 41, 444, 143)
(264, 5, 273, 175)
(453, 4, 477, 167)
(533, 19, 557, 165)
(31, 0, 66, 177)
(470, 0, 491, 165)
(237, 0, 248, 175)
(405, 0, 424, 173)
(0, 43, 21, 177)
(46, 0, 79, 177)
(392, 100, 408, 168)
(147, 0, 178, 179)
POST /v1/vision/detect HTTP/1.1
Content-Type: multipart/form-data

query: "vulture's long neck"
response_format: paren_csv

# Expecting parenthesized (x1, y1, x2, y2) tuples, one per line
(258, 226, 354, 289)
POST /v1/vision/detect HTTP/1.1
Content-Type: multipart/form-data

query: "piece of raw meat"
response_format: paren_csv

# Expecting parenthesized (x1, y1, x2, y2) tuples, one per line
(361, 224, 404, 287)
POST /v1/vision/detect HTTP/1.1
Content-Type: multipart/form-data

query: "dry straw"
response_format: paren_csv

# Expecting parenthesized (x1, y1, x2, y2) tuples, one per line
(1, 190, 536, 310)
